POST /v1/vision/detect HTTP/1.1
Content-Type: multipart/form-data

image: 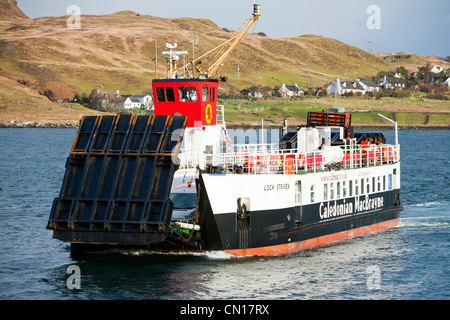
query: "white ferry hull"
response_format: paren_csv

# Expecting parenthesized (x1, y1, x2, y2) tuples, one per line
(196, 163, 402, 256)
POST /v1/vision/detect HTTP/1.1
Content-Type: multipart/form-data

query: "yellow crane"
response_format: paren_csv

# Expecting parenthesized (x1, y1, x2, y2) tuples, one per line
(165, 4, 262, 79)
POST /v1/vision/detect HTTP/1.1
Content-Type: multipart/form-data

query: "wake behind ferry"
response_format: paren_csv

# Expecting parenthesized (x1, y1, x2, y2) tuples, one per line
(47, 4, 403, 256)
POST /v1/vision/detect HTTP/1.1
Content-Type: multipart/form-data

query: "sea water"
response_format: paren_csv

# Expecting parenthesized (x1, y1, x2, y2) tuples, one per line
(0, 128, 448, 300)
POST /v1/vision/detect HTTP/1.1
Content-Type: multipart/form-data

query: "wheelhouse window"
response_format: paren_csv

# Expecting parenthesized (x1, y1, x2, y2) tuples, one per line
(179, 86, 198, 102)
(209, 87, 216, 102)
(156, 87, 166, 102)
(156, 87, 175, 102)
(166, 87, 175, 102)
(202, 87, 208, 102)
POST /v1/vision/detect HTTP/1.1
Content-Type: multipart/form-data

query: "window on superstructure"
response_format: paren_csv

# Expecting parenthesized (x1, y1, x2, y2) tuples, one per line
(156, 87, 166, 102)
(166, 87, 175, 102)
(324, 184, 328, 201)
(355, 179, 359, 196)
(342, 181, 346, 198)
(209, 87, 215, 102)
(383, 176, 386, 191)
(377, 176, 381, 192)
(361, 179, 365, 194)
(367, 178, 370, 194)
(295, 181, 302, 204)
(330, 182, 335, 200)
(310, 185, 315, 203)
(372, 177, 375, 194)
(202, 87, 208, 102)
(349, 180, 353, 197)
(179, 87, 198, 102)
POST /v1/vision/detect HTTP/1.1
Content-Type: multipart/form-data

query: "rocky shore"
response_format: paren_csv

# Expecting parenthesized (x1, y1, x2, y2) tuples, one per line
(0, 120, 79, 128)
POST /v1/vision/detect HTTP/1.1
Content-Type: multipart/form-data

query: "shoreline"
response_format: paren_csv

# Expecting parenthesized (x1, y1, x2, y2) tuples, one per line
(0, 121, 448, 130)
(0, 121, 78, 128)
(227, 124, 449, 130)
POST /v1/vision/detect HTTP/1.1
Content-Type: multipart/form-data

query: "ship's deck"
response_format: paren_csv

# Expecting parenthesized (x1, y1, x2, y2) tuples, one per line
(179, 141, 400, 175)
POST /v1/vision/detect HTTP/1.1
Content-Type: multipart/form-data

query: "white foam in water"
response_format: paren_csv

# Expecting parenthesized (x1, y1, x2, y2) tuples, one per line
(400, 216, 450, 229)
(410, 201, 446, 208)
(203, 251, 237, 260)
(114, 249, 237, 260)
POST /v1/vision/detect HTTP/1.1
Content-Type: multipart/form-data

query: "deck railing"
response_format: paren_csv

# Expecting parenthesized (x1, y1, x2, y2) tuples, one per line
(178, 142, 400, 175)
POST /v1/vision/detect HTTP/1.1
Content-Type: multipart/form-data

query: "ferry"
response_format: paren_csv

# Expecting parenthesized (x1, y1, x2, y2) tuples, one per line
(47, 4, 403, 256)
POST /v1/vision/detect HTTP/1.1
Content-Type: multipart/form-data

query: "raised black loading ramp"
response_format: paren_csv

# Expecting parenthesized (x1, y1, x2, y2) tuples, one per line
(47, 114, 187, 247)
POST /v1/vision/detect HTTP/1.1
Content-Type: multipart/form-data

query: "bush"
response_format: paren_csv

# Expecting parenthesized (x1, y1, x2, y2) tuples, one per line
(427, 93, 449, 100)
(17, 79, 30, 87)
(43, 89, 56, 101)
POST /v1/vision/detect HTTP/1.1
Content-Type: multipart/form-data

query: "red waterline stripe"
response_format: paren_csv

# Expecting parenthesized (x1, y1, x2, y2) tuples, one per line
(225, 218, 400, 257)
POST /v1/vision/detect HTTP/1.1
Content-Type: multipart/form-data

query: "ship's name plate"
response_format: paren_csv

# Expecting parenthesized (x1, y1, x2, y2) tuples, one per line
(319, 194, 384, 220)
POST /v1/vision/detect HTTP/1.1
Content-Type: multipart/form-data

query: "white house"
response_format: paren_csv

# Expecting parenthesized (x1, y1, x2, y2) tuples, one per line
(123, 97, 141, 109)
(326, 79, 365, 96)
(379, 76, 405, 89)
(431, 66, 444, 74)
(444, 77, 450, 87)
(123, 94, 153, 110)
(277, 83, 303, 98)
(241, 87, 263, 98)
(358, 79, 380, 93)
(286, 84, 303, 96)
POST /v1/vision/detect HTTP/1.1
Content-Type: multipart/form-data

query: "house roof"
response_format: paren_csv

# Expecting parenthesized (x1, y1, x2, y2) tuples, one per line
(286, 85, 302, 92)
(278, 84, 303, 93)
(340, 80, 364, 90)
(359, 80, 379, 87)
(241, 87, 257, 92)
(434, 76, 449, 82)
(380, 77, 404, 85)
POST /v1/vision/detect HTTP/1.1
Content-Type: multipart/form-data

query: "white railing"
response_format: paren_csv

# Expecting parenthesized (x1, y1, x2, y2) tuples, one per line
(178, 142, 400, 175)
(216, 105, 226, 127)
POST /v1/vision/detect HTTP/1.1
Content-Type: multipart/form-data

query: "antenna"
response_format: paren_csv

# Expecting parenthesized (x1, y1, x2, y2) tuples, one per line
(162, 43, 188, 78)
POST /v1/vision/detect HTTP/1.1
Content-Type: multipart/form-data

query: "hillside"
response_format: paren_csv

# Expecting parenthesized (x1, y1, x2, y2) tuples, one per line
(0, 75, 104, 127)
(0, 0, 29, 19)
(0, 2, 449, 127)
(0, 6, 395, 97)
